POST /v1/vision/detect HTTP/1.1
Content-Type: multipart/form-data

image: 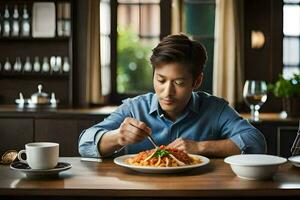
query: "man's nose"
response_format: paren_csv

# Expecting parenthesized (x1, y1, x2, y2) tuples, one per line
(163, 81, 176, 96)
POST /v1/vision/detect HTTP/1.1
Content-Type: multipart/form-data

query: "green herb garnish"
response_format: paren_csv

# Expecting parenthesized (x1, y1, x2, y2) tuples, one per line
(153, 149, 170, 158)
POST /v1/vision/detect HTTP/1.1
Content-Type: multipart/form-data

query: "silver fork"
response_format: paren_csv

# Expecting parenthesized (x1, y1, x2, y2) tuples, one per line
(147, 134, 159, 148)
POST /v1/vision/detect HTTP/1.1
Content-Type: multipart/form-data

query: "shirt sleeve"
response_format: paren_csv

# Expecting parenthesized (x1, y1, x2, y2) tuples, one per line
(217, 104, 267, 154)
(78, 103, 131, 157)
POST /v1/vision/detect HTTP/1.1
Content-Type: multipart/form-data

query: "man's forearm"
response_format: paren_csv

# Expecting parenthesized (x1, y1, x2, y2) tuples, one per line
(197, 139, 241, 157)
(98, 130, 123, 156)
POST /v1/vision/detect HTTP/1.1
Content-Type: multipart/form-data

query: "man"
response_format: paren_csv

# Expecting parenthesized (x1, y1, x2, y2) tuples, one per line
(78, 34, 266, 158)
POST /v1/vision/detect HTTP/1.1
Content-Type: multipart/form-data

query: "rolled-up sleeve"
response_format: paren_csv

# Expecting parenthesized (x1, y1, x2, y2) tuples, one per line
(218, 104, 267, 154)
(78, 103, 131, 157)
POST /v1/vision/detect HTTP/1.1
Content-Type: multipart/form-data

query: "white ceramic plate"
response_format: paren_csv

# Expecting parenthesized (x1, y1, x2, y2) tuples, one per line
(114, 154, 210, 173)
(288, 155, 300, 167)
(10, 162, 71, 177)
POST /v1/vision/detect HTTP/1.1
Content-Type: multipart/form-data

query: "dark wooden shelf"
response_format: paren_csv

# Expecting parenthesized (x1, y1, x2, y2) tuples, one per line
(0, 37, 70, 42)
(0, 72, 69, 79)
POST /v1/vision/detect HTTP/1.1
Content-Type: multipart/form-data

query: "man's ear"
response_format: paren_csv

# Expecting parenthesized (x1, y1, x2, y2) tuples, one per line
(193, 73, 203, 90)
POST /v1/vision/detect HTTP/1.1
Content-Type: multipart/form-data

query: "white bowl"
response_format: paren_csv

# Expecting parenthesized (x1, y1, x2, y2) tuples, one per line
(224, 154, 287, 180)
(288, 155, 300, 167)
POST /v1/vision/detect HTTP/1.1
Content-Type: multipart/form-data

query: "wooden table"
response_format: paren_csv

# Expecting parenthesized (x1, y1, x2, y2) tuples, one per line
(0, 157, 300, 199)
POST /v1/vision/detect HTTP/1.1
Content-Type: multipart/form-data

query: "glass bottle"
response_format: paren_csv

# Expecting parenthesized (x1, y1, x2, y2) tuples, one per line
(33, 56, 41, 72)
(50, 56, 58, 72)
(55, 56, 62, 73)
(3, 57, 12, 71)
(23, 56, 32, 72)
(42, 57, 50, 73)
(12, 5, 20, 37)
(63, 3, 71, 37)
(62, 57, 70, 72)
(13, 57, 22, 72)
(21, 4, 30, 37)
(57, 3, 64, 37)
(3, 5, 10, 37)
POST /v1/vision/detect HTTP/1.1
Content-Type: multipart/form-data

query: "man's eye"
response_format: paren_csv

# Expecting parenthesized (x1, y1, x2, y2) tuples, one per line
(157, 79, 165, 83)
(175, 80, 184, 85)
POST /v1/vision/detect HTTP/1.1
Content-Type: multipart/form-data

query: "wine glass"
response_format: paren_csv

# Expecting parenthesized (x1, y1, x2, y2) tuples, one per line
(243, 80, 268, 121)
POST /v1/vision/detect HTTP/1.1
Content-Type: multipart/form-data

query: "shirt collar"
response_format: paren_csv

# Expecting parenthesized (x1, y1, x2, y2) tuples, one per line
(189, 92, 201, 114)
(149, 94, 160, 115)
(149, 92, 201, 115)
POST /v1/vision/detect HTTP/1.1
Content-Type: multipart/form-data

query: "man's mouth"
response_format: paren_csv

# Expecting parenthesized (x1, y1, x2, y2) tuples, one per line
(161, 98, 175, 105)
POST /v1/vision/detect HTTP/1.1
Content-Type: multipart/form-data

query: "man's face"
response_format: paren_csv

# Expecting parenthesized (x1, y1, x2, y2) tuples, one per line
(153, 63, 202, 120)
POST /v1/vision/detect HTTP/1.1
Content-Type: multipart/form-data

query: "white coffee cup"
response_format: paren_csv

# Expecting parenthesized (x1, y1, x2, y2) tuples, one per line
(18, 142, 59, 169)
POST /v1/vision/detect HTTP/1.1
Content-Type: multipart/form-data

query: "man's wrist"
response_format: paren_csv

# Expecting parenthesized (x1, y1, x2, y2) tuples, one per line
(108, 131, 125, 154)
(99, 130, 123, 156)
(108, 129, 123, 150)
(197, 141, 214, 155)
(197, 141, 206, 155)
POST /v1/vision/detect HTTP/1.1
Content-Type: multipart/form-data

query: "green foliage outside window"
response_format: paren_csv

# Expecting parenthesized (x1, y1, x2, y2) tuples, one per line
(268, 74, 300, 98)
(117, 27, 153, 94)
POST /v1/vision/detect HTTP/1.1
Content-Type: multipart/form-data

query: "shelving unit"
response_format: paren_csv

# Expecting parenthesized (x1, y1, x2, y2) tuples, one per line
(0, 0, 74, 106)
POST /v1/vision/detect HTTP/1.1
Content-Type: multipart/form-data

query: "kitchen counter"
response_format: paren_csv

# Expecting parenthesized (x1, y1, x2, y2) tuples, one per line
(240, 112, 299, 123)
(0, 106, 299, 157)
(0, 105, 298, 122)
(0, 157, 300, 199)
(0, 105, 117, 119)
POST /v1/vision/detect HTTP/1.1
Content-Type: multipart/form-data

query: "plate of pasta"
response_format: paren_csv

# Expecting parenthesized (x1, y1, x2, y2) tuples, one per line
(114, 146, 210, 173)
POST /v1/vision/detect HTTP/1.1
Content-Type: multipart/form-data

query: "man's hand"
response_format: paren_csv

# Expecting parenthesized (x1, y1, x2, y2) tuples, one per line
(99, 117, 152, 156)
(168, 138, 241, 157)
(116, 117, 152, 146)
(167, 138, 200, 154)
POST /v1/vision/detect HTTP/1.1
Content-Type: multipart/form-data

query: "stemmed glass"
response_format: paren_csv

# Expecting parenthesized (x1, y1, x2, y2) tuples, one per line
(243, 80, 268, 121)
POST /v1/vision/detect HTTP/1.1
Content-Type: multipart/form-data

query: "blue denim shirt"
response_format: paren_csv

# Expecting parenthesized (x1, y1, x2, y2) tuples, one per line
(78, 91, 266, 157)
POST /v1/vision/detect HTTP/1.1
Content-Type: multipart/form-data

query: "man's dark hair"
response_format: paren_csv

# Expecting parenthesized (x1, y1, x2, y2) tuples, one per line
(150, 34, 207, 80)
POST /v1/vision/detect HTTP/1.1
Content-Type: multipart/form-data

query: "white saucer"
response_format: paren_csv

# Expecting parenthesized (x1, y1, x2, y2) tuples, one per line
(10, 161, 72, 177)
(288, 155, 300, 167)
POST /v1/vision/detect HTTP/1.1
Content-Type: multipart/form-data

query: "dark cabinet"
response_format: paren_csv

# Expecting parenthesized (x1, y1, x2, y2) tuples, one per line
(277, 126, 298, 158)
(77, 119, 99, 135)
(35, 119, 79, 156)
(0, 118, 33, 155)
(0, 0, 74, 106)
(252, 121, 298, 158)
(0, 114, 103, 157)
(34, 118, 102, 156)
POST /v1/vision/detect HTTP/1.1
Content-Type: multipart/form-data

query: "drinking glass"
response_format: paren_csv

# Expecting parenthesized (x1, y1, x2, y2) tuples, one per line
(243, 80, 268, 121)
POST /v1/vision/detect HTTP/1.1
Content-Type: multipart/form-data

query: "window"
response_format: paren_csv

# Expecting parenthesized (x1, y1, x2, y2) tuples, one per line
(100, 0, 171, 103)
(100, 0, 215, 103)
(100, 0, 111, 96)
(183, 0, 215, 93)
(117, 0, 161, 94)
(283, 0, 300, 79)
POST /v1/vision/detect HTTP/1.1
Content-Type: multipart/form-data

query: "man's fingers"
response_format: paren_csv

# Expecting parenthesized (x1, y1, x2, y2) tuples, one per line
(121, 122, 149, 139)
(124, 117, 151, 135)
(168, 138, 184, 148)
(118, 117, 153, 146)
(167, 141, 179, 148)
(120, 130, 145, 144)
(119, 122, 148, 144)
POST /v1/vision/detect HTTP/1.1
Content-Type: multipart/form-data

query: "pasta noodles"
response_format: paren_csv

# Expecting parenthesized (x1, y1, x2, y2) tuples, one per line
(125, 145, 202, 167)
